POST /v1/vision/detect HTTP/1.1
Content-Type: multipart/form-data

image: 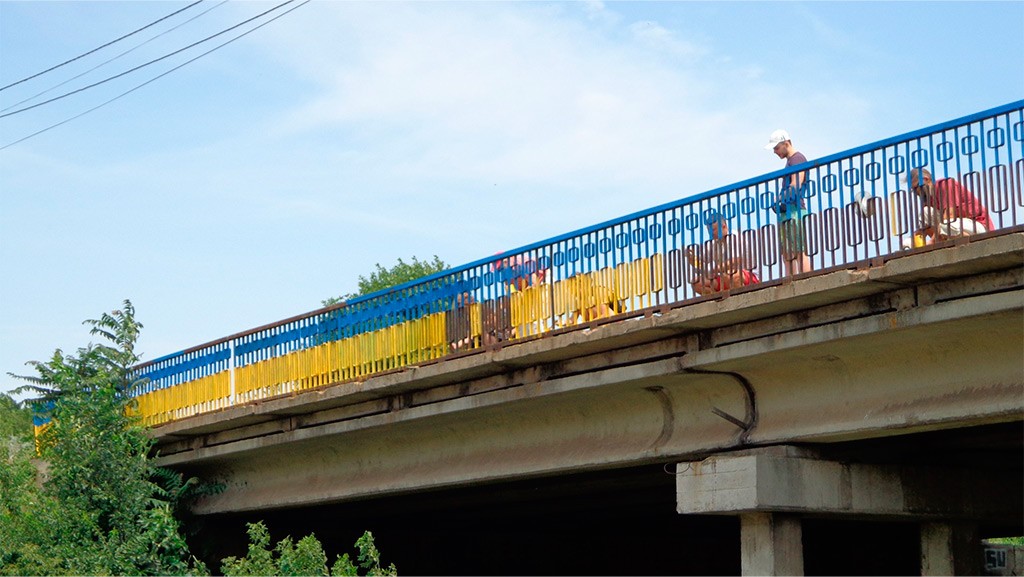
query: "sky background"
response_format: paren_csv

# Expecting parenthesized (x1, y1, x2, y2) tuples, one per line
(1, 1, 1022, 399)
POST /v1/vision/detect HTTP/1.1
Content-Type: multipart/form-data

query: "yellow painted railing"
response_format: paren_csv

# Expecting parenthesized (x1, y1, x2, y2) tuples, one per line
(133, 261, 664, 426)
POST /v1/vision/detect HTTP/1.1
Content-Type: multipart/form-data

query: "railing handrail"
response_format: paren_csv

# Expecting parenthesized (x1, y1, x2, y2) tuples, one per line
(137, 98, 1024, 370)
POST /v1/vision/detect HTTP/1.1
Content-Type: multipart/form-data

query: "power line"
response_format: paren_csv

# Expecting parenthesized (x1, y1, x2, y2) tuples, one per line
(0, 1, 230, 114)
(0, 0, 297, 119)
(0, 0, 206, 92)
(0, 0, 311, 151)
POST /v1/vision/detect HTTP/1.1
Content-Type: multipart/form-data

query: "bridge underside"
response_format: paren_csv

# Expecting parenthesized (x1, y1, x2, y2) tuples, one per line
(158, 234, 1024, 574)
(187, 422, 1021, 575)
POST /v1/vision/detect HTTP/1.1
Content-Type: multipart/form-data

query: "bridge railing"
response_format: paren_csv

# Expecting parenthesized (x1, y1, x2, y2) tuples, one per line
(130, 100, 1024, 427)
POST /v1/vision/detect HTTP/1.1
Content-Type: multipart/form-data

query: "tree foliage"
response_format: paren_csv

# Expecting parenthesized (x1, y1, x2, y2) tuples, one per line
(222, 521, 397, 577)
(0, 300, 207, 576)
(1, 302, 397, 576)
(989, 536, 1024, 545)
(323, 255, 447, 307)
(0, 394, 32, 443)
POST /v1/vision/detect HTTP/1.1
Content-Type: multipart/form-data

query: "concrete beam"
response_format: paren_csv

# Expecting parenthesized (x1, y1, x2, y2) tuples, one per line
(676, 446, 1020, 524)
(165, 300, 1020, 513)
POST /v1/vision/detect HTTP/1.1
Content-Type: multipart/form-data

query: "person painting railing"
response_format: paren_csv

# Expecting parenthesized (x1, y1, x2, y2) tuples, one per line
(906, 167, 993, 246)
(493, 253, 549, 340)
(686, 212, 761, 296)
(122, 100, 1023, 428)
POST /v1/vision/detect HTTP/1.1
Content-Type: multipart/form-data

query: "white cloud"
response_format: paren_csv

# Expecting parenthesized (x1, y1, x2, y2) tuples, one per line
(205, 1, 879, 251)
(308, 9, 855, 155)
(627, 20, 706, 61)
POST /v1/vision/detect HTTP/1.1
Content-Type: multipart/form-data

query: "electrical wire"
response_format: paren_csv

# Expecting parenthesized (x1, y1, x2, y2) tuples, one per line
(0, 0, 206, 92)
(0, 0, 297, 119)
(1, 1, 230, 114)
(3, 0, 299, 119)
(0, 0, 311, 151)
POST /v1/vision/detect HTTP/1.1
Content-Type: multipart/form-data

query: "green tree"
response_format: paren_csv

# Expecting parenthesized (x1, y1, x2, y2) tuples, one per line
(989, 536, 1024, 545)
(323, 255, 447, 307)
(222, 521, 396, 577)
(1, 300, 207, 576)
(0, 403, 41, 574)
(0, 394, 32, 442)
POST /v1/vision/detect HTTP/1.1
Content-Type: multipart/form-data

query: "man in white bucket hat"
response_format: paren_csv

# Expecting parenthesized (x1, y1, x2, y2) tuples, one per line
(765, 129, 812, 275)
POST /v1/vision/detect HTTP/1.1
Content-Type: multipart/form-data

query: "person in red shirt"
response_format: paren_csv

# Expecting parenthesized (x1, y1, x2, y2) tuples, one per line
(908, 168, 992, 243)
(687, 213, 761, 296)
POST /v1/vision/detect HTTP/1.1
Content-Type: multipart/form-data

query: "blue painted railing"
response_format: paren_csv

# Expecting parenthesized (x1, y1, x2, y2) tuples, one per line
(131, 100, 1024, 425)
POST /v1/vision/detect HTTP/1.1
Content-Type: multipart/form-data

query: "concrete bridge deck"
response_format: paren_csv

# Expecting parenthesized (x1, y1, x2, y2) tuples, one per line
(154, 233, 1022, 500)
(157, 233, 1023, 575)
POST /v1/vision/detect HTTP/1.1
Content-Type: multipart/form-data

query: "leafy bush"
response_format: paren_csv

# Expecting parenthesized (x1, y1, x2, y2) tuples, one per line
(1, 302, 399, 576)
(222, 521, 397, 577)
(0, 301, 207, 576)
(988, 536, 1024, 546)
(0, 394, 32, 442)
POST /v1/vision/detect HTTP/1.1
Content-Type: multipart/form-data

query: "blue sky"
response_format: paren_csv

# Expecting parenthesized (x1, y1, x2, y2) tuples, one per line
(1, 1, 1022, 398)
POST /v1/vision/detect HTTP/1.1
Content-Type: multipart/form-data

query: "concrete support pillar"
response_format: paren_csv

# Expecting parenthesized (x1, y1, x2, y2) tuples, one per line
(920, 522, 981, 576)
(678, 447, 1016, 576)
(740, 512, 804, 576)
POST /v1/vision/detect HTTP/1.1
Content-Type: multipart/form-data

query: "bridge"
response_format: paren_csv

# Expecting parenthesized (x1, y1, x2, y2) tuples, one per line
(142, 102, 1023, 575)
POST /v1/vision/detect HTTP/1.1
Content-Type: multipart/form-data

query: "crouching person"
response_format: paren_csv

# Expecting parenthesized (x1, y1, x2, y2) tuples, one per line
(687, 213, 760, 296)
(908, 167, 992, 245)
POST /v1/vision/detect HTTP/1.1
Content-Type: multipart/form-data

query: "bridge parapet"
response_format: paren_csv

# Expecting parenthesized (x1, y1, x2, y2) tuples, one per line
(133, 101, 1024, 428)
(152, 233, 1022, 516)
